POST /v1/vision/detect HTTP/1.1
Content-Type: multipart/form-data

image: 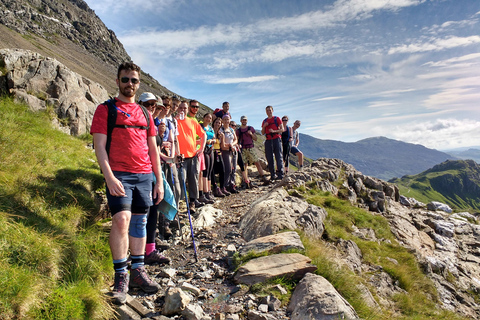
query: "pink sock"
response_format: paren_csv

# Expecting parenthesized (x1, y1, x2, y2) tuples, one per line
(145, 243, 155, 256)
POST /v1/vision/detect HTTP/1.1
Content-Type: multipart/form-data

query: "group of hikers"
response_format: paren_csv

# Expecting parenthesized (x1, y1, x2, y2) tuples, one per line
(90, 62, 304, 305)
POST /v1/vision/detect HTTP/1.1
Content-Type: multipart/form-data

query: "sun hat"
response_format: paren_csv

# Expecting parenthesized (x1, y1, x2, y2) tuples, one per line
(138, 92, 157, 103)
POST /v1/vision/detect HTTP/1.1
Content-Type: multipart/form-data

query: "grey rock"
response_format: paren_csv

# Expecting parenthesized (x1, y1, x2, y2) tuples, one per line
(234, 253, 317, 285)
(287, 273, 359, 320)
(239, 231, 304, 256)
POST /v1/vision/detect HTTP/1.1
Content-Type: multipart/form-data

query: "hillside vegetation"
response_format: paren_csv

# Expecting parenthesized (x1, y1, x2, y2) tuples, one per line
(390, 160, 480, 211)
(0, 97, 114, 319)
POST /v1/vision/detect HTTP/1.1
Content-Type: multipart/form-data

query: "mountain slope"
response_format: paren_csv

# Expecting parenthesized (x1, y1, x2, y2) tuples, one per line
(0, 0, 188, 104)
(299, 135, 456, 180)
(390, 159, 480, 210)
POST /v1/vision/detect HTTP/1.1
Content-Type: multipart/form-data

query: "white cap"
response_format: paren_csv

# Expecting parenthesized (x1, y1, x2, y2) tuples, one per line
(138, 92, 157, 103)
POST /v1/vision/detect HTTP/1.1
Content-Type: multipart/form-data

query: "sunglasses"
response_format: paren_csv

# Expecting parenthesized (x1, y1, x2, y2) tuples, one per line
(190, 105, 199, 109)
(120, 77, 140, 84)
(144, 101, 157, 107)
(282, 119, 288, 121)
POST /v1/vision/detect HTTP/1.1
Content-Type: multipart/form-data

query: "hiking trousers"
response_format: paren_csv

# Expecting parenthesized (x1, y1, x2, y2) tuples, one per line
(265, 138, 284, 179)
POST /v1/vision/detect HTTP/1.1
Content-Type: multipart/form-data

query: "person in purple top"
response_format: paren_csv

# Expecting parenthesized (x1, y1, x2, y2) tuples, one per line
(236, 115, 267, 184)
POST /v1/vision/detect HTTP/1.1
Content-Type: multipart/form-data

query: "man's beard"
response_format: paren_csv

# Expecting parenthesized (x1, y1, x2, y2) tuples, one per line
(120, 85, 136, 97)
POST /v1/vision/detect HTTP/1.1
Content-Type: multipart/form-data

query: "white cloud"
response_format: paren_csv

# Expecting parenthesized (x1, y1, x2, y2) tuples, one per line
(314, 96, 345, 101)
(204, 75, 280, 84)
(88, 0, 177, 15)
(392, 119, 480, 149)
(368, 101, 399, 108)
(422, 53, 480, 67)
(388, 36, 480, 54)
(119, 0, 424, 55)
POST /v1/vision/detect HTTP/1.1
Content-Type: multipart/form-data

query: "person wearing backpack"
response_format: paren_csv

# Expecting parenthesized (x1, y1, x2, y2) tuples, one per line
(261, 105, 284, 183)
(281, 116, 293, 174)
(237, 115, 267, 184)
(90, 62, 162, 305)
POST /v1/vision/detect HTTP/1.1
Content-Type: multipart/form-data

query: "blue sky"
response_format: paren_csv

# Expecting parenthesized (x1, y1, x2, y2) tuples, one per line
(84, 0, 480, 151)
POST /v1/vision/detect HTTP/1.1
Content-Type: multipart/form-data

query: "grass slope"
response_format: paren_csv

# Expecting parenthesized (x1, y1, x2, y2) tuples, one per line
(292, 184, 466, 319)
(0, 97, 113, 319)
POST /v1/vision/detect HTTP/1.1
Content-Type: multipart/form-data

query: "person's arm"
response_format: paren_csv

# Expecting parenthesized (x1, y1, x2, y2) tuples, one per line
(289, 127, 293, 142)
(261, 120, 267, 135)
(295, 132, 300, 147)
(196, 123, 206, 155)
(93, 133, 125, 197)
(231, 129, 238, 147)
(219, 131, 227, 150)
(276, 120, 284, 134)
(148, 135, 164, 204)
(250, 127, 257, 141)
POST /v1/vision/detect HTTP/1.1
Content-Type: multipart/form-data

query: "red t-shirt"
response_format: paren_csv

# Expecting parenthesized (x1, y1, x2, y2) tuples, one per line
(90, 99, 156, 173)
(177, 117, 205, 158)
(263, 116, 282, 140)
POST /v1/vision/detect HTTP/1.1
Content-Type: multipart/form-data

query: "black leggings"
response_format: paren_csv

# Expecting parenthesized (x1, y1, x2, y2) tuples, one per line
(212, 150, 225, 189)
(283, 142, 291, 168)
(202, 150, 214, 179)
(146, 183, 159, 243)
(236, 149, 245, 171)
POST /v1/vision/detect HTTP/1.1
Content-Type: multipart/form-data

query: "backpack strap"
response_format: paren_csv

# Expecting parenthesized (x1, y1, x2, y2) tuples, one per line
(104, 97, 151, 155)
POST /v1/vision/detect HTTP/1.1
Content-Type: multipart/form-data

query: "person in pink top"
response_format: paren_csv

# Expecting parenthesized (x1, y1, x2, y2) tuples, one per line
(90, 62, 163, 305)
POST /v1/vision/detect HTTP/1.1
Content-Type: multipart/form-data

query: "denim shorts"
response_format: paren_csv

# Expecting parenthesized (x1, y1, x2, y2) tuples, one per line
(106, 171, 153, 215)
(291, 146, 301, 155)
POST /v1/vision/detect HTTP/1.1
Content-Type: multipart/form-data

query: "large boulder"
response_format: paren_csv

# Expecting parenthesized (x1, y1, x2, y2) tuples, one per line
(0, 48, 109, 135)
(287, 273, 359, 320)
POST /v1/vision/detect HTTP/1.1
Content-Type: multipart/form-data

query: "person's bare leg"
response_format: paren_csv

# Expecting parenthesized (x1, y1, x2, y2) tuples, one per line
(297, 151, 304, 167)
(109, 211, 131, 259)
(255, 161, 265, 176)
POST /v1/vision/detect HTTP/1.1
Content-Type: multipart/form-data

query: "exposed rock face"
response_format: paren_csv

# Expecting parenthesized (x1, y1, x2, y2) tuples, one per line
(0, 0, 130, 67)
(238, 187, 327, 241)
(0, 48, 108, 135)
(284, 158, 480, 318)
(385, 201, 480, 317)
(287, 158, 400, 212)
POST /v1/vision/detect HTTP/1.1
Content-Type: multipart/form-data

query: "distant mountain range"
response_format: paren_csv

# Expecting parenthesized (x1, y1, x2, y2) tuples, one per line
(446, 148, 480, 164)
(299, 135, 456, 181)
(390, 159, 480, 211)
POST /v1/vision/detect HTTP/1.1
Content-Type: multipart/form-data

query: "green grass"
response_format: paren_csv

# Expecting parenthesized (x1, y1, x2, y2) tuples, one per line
(292, 185, 467, 320)
(0, 97, 113, 319)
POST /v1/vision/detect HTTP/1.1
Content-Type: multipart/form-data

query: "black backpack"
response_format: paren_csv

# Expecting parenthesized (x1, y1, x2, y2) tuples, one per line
(104, 97, 150, 155)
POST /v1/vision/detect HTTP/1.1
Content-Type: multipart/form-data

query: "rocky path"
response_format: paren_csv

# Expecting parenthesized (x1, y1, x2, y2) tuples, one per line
(116, 177, 288, 319)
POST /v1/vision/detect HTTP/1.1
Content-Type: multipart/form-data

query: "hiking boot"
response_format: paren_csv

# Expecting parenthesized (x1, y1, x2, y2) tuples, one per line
(110, 272, 129, 305)
(213, 187, 225, 197)
(188, 201, 196, 214)
(199, 194, 214, 204)
(193, 199, 205, 208)
(145, 249, 171, 265)
(206, 191, 216, 201)
(263, 178, 274, 186)
(163, 226, 173, 239)
(221, 187, 231, 196)
(228, 185, 239, 194)
(129, 266, 161, 293)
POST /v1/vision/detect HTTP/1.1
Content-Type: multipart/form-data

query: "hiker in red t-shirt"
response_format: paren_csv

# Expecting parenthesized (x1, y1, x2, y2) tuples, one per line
(90, 62, 162, 305)
(261, 105, 284, 183)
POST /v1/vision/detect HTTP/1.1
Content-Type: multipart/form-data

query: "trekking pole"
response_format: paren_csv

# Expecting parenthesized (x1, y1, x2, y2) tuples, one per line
(171, 165, 183, 240)
(178, 159, 199, 262)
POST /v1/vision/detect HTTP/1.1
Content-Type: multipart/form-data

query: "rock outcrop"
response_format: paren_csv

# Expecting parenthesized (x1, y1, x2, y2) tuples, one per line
(0, 0, 130, 67)
(0, 48, 108, 135)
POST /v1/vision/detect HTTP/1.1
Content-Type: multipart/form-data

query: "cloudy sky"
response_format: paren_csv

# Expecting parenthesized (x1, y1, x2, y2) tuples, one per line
(84, 0, 480, 151)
